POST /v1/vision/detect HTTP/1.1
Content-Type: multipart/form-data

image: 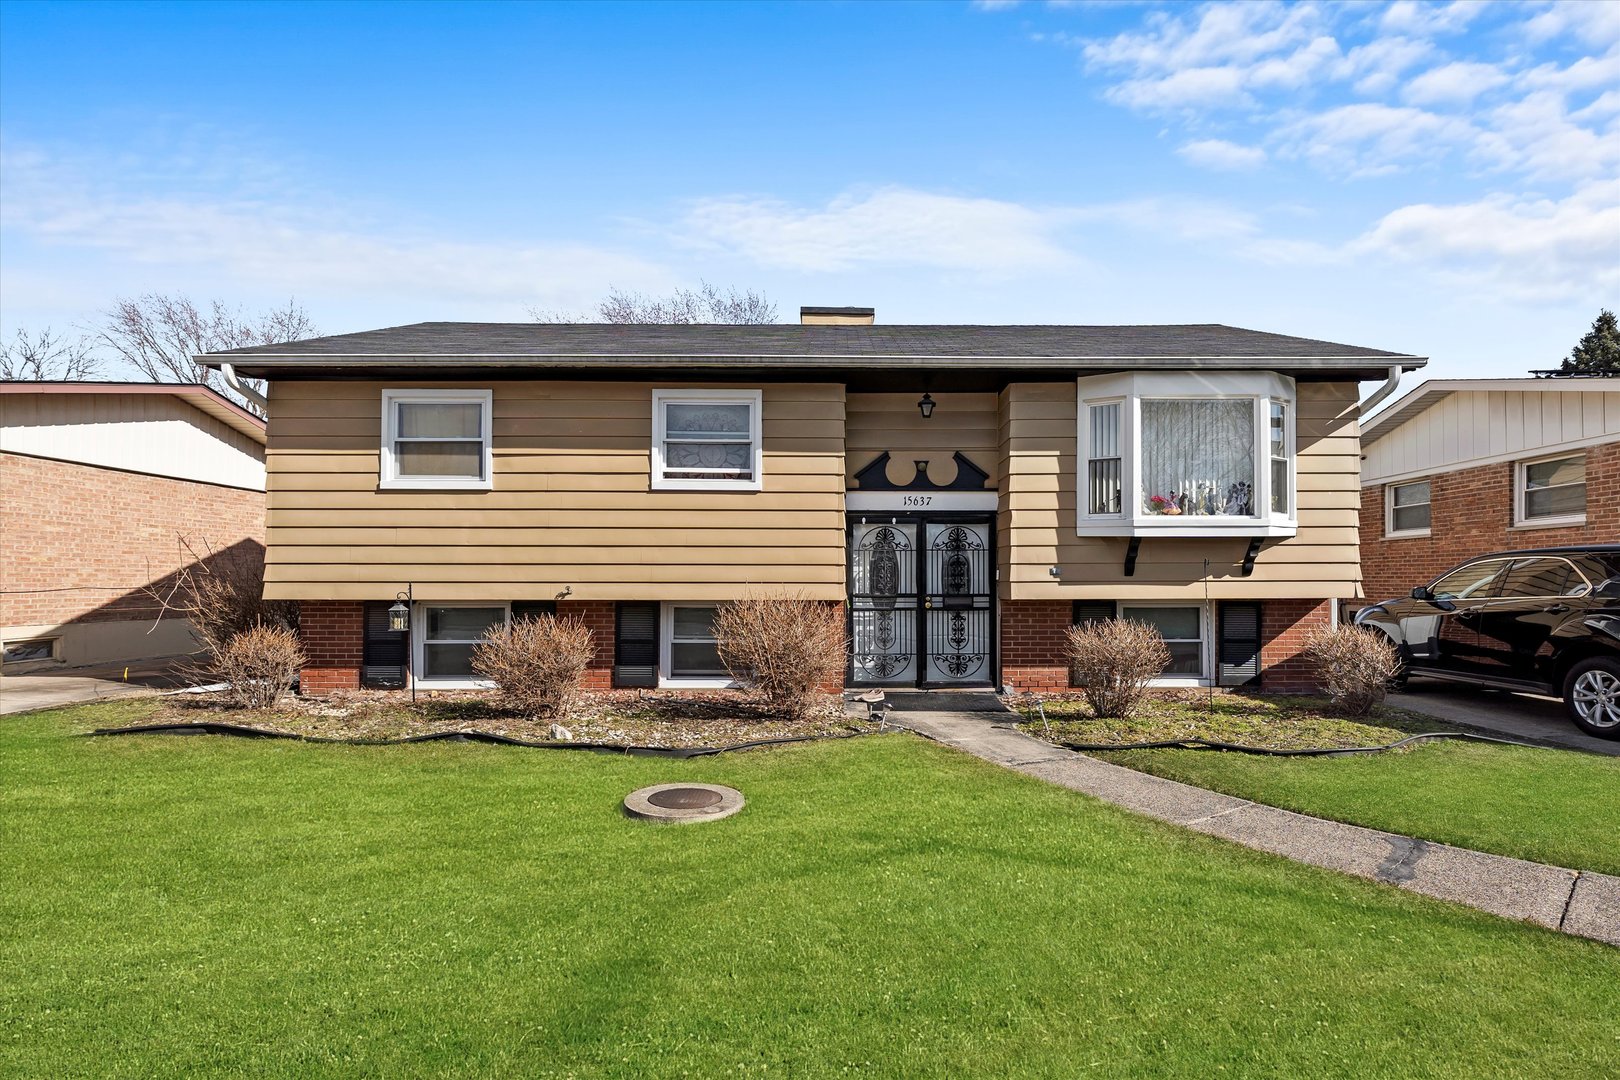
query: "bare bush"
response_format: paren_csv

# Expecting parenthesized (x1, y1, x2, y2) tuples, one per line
(1065, 619, 1172, 719)
(146, 538, 295, 663)
(471, 615, 596, 718)
(216, 625, 305, 708)
(714, 596, 847, 720)
(1304, 625, 1401, 716)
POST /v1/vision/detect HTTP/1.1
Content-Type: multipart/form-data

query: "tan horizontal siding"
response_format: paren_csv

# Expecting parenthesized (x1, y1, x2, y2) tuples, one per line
(263, 379, 846, 601)
(845, 392, 999, 486)
(997, 380, 1365, 601)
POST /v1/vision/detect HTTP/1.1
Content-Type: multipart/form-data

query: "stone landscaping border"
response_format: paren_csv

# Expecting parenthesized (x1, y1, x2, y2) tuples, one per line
(88, 721, 881, 759)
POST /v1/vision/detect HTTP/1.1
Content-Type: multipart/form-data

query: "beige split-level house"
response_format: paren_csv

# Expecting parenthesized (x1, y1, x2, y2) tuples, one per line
(200, 308, 1424, 695)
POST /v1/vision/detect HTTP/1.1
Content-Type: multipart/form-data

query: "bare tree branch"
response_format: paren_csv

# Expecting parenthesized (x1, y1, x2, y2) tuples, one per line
(531, 281, 777, 325)
(0, 327, 103, 381)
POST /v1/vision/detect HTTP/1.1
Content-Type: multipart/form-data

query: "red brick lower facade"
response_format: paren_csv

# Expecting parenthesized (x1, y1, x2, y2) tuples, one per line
(559, 599, 615, 690)
(299, 600, 364, 694)
(1359, 440, 1619, 605)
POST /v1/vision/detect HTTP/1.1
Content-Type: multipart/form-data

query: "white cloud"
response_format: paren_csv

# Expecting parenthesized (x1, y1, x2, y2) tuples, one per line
(1379, 0, 1486, 37)
(1351, 179, 1620, 299)
(1105, 66, 1253, 110)
(1273, 103, 1477, 174)
(0, 144, 674, 312)
(1522, 0, 1620, 48)
(1341, 36, 1435, 94)
(1177, 138, 1268, 170)
(1402, 60, 1511, 105)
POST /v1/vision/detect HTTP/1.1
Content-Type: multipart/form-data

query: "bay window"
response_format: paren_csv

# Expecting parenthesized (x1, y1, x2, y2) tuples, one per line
(1077, 372, 1296, 537)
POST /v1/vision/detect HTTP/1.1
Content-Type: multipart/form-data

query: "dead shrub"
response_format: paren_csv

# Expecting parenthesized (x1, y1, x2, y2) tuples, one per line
(216, 625, 305, 709)
(470, 615, 595, 718)
(1065, 619, 1172, 719)
(146, 536, 297, 662)
(714, 595, 847, 720)
(1303, 625, 1401, 716)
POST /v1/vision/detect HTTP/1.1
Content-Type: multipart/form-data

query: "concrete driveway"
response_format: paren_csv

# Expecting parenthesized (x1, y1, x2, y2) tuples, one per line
(1390, 678, 1620, 756)
(0, 657, 194, 716)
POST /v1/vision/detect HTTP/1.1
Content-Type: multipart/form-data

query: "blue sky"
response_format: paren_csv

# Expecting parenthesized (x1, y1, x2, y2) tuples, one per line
(1, 0, 1616, 382)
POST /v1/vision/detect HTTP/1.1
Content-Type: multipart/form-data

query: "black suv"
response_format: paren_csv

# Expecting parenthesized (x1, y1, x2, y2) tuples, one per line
(1354, 545, 1620, 738)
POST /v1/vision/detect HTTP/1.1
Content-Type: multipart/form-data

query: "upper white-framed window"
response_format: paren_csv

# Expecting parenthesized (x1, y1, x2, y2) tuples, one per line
(658, 602, 739, 688)
(412, 602, 509, 688)
(380, 389, 493, 490)
(1515, 452, 1586, 527)
(1076, 371, 1296, 537)
(1386, 479, 1432, 538)
(651, 389, 763, 491)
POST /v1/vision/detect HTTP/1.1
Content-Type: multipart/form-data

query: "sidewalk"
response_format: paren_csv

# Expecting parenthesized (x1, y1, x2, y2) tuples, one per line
(0, 657, 193, 716)
(891, 705, 1619, 948)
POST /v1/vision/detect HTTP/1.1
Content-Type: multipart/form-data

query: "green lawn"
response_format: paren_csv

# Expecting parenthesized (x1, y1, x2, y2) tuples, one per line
(3, 701, 1617, 1078)
(1099, 740, 1620, 876)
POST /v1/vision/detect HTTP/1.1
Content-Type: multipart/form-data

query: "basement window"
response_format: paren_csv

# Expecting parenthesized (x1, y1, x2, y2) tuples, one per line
(2, 638, 56, 665)
(1077, 372, 1296, 538)
(659, 603, 734, 687)
(381, 389, 493, 490)
(414, 604, 508, 685)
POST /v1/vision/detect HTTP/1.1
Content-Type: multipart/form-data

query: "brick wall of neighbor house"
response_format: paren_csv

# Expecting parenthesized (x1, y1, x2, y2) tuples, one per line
(1358, 440, 1619, 604)
(299, 600, 363, 694)
(0, 451, 266, 629)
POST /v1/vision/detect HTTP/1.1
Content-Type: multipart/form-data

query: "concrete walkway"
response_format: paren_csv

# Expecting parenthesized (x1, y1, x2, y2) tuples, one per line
(1391, 679, 1620, 756)
(889, 704, 1619, 948)
(0, 657, 192, 716)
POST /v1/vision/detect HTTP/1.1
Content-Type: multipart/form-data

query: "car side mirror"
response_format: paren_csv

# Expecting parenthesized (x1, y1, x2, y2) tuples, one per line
(1411, 586, 1434, 601)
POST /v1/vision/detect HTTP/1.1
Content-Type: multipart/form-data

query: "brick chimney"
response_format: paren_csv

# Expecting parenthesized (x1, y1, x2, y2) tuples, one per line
(800, 306, 874, 326)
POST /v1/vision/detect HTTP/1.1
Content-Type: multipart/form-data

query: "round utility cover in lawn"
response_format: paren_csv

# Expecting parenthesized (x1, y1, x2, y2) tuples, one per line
(624, 783, 744, 823)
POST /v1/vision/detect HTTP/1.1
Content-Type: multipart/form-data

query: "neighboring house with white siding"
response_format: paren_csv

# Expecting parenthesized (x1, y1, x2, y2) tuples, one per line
(1358, 377, 1620, 605)
(0, 382, 267, 669)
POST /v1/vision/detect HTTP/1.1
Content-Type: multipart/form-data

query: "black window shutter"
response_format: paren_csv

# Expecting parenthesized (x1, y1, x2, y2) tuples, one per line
(1072, 601, 1117, 624)
(614, 602, 659, 688)
(1218, 602, 1262, 687)
(361, 601, 407, 689)
(511, 600, 558, 621)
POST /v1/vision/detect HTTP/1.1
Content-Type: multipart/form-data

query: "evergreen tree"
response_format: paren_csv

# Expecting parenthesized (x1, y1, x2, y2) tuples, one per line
(1559, 309, 1620, 375)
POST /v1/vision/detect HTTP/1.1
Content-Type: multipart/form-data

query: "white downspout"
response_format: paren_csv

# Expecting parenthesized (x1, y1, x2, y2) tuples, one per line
(1359, 364, 1405, 415)
(220, 362, 270, 413)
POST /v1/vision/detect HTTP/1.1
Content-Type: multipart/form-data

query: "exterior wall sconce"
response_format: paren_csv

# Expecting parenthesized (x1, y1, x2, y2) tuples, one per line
(917, 392, 936, 419)
(388, 587, 412, 632)
(1048, 566, 1062, 578)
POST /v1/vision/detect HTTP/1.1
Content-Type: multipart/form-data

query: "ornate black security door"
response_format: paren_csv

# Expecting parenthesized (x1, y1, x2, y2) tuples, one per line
(849, 516, 994, 688)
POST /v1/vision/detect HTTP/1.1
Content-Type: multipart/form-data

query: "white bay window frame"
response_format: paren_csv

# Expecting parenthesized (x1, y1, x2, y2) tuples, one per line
(651, 389, 763, 492)
(1076, 371, 1297, 538)
(380, 388, 493, 491)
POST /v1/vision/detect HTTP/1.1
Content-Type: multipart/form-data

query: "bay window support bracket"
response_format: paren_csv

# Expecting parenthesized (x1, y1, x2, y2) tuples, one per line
(1242, 538, 1263, 577)
(1124, 537, 1142, 577)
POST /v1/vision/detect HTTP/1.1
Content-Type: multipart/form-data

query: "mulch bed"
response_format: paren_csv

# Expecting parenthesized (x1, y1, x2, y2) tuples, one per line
(153, 688, 876, 749)
(1010, 688, 1460, 752)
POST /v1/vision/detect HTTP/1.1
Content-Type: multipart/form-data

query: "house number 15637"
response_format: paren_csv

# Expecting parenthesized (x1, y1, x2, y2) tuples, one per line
(902, 495, 932, 507)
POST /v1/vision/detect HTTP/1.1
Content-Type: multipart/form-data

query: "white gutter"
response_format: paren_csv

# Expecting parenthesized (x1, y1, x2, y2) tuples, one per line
(1358, 365, 1404, 415)
(219, 362, 270, 413)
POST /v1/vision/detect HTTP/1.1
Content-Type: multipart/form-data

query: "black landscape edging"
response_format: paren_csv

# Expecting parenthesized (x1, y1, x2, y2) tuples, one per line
(1048, 730, 1549, 757)
(86, 721, 877, 758)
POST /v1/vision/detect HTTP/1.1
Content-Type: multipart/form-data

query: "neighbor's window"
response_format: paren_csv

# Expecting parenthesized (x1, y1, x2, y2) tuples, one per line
(1076, 372, 1295, 535)
(381, 389, 492, 489)
(1517, 453, 1586, 525)
(1121, 605, 1203, 677)
(419, 605, 506, 681)
(2, 638, 56, 664)
(652, 389, 762, 490)
(664, 604, 728, 680)
(1387, 479, 1431, 536)
(1086, 402, 1122, 515)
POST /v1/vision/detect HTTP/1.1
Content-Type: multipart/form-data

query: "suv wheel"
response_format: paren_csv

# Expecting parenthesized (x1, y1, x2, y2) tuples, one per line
(1563, 657, 1620, 739)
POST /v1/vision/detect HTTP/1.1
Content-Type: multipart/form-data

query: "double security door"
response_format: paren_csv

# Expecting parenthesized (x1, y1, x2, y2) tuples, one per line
(848, 515, 995, 688)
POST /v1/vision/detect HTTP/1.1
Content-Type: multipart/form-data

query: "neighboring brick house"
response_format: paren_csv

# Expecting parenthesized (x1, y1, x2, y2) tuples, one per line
(1358, 377, 1619, 606)
(200, 311, 1424, 696)
(0, 382, 267, 669)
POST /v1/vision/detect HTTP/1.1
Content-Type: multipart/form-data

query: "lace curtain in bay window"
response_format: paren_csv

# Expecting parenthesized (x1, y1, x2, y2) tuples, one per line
(1140, 399, 1255, 516)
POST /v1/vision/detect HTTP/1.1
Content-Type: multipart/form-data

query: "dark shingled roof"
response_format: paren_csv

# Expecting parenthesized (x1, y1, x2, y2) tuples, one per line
(200, 322, 1424, 384)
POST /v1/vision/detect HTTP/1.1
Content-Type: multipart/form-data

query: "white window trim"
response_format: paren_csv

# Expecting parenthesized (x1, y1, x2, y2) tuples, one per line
(380, 389, 494, 491)
(651, 389, 763, 492)
(411, 602, 508, 690)
(1385, 479, 1432, 539)
(1514, 451, 1587, 528)
(1118, 602, 1211, 687)
(657, 601, 740, 689)
(1076, 372, 1297, 538)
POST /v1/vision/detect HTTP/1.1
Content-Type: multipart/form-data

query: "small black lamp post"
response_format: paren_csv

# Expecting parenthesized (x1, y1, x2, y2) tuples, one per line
(917, 392, 936, 419)
(389, 585, 414, 703)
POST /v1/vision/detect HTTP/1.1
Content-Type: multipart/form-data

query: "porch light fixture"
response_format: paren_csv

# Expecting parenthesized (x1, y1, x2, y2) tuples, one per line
(917, 392, 936, 419)
(388, 589, 411, 633)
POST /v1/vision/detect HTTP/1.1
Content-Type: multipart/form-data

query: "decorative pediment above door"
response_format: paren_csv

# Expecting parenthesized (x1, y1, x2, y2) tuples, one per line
(852, 451, 991, 492)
